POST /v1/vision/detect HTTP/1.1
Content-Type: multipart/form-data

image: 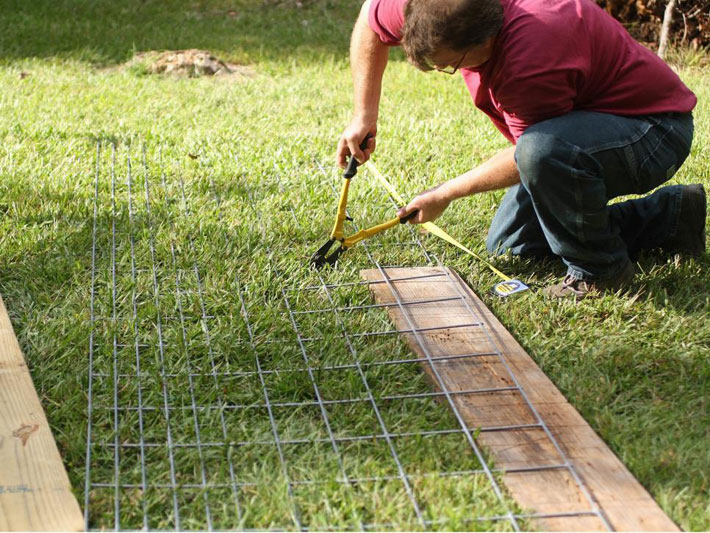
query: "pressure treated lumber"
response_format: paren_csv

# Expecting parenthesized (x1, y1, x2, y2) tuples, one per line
(0, 295, 83, 531)
(361, 266, 678, 532)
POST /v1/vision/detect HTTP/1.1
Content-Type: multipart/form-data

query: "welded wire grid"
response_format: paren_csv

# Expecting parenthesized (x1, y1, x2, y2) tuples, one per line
(84, 141, 612, 531)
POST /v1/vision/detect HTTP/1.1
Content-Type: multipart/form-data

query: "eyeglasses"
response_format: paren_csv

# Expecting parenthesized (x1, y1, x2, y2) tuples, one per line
(434, 51, 467, 75)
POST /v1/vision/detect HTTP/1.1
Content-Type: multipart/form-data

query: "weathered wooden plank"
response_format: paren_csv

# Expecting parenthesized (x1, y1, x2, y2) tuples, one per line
(361, 267, 678, 532)
(0, 295, 84, 531)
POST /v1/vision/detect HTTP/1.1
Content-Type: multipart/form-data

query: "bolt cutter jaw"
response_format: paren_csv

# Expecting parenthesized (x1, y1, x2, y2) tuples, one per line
(310, 239, 347, 269)
(311, 209, 420, 269)
(322, 243, 347, 267)
(310, 238, 335, 269)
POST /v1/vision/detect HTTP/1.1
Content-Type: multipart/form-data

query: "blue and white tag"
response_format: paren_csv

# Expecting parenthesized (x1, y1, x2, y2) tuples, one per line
(491, 279, 529, 298)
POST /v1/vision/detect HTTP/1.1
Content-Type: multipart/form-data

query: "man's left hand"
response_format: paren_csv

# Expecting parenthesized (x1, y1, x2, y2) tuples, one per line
(397, 184, 452, 224)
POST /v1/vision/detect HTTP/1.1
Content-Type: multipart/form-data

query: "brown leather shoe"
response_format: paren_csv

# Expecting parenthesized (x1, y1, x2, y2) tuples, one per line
(543, 262, 635, 300)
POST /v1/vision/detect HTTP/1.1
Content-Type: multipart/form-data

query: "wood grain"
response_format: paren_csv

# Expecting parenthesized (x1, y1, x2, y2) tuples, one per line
(361, 267, 678, 532)
(0, 295, 83, 531)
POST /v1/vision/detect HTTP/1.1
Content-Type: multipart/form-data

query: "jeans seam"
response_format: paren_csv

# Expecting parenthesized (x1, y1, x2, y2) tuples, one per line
(666, 186, 684, 239)
(638, 124, 674, 170)
(586, 120, 652, 154)
(623, 144, 637, 182)
(570, 146, 586, 243)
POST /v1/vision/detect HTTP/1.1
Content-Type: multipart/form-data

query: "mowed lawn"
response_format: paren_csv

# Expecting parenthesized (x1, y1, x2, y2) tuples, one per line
(0, 0, 709, 530)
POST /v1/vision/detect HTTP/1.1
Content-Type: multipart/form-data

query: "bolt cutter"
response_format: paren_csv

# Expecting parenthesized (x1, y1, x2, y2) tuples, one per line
(311, 135, 418, 269)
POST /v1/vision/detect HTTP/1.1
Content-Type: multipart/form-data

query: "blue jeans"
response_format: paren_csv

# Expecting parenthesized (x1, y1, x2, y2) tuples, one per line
(486, 111, 694, 281)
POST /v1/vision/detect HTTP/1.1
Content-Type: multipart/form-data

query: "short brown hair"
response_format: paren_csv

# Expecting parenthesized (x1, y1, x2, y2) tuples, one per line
(402, 0, 504, 71)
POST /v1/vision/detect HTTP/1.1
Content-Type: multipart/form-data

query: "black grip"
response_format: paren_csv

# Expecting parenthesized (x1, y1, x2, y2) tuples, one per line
(399, 209, 419, 224)
(344, 133, 373, 179)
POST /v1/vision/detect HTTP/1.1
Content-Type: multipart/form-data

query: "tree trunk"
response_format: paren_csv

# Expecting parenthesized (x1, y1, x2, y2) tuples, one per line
(658, 0, 677, 59)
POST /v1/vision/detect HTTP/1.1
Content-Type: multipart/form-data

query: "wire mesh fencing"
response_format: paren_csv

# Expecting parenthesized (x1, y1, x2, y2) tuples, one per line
(83, 141, 606, 531)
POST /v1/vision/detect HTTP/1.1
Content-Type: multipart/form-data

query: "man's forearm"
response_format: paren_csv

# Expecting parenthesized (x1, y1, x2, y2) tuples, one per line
(350, 0, 389, 122)
(439, 146, 520, 200)
(336, 0, 389, 166)
(398, 146, 520, 224)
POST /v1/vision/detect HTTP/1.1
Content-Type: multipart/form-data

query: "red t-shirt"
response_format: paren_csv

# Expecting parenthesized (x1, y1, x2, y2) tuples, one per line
(369, 0, 697, 143)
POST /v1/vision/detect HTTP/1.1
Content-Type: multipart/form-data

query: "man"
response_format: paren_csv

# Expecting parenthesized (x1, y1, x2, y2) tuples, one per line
(336, 0, 705, 299)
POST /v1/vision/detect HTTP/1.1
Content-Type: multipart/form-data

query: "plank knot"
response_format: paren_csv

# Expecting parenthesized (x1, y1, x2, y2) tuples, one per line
(12, 423, 39, 446)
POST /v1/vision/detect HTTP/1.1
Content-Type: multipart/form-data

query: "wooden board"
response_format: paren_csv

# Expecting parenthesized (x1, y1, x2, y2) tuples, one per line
(0, 295, 84, 531)
(361, 267, 678, 532)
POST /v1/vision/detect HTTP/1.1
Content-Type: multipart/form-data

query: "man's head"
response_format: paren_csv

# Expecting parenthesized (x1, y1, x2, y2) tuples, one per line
(402, 0, 504, 71)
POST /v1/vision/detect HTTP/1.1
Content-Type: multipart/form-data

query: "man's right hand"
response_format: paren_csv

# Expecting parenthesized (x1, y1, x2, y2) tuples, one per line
(336, 122, 377, 168)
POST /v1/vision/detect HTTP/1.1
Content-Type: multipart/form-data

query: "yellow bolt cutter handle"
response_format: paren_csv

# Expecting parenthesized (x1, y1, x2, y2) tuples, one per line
(312, 135, 420, 268)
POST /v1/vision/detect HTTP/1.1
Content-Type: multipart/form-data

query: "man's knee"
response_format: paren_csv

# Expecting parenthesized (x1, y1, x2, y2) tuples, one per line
(514, 128, 563, 189)
(486, 230, 508, 255)
(516, 123, 601, 193)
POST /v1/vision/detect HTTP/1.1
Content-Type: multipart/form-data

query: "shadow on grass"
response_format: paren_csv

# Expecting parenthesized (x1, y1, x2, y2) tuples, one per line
(0, 0, 361, 65)
(0, 166, 268, 500)
(0, 179, 98, 495)
(634, 251, 710, 314)
(477, 248, 710, 531)
(486, 246, 710, 308)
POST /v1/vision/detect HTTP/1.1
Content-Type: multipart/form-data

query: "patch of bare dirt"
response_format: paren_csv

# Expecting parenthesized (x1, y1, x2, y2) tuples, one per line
(129, 49, 254, 78)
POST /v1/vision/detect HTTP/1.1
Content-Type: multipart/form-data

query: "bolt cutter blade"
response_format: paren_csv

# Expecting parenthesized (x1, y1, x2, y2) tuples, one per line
(323, 244, 347, 267)
(310, 239, 335, 269)
(310, 239, 349, 269)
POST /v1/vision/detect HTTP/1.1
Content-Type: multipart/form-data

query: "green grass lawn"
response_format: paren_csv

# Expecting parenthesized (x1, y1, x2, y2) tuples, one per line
(1, 0, 709, 530)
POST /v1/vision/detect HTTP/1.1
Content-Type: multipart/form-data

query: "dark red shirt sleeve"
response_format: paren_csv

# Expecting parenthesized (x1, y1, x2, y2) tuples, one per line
(368, 0, 407, 46)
